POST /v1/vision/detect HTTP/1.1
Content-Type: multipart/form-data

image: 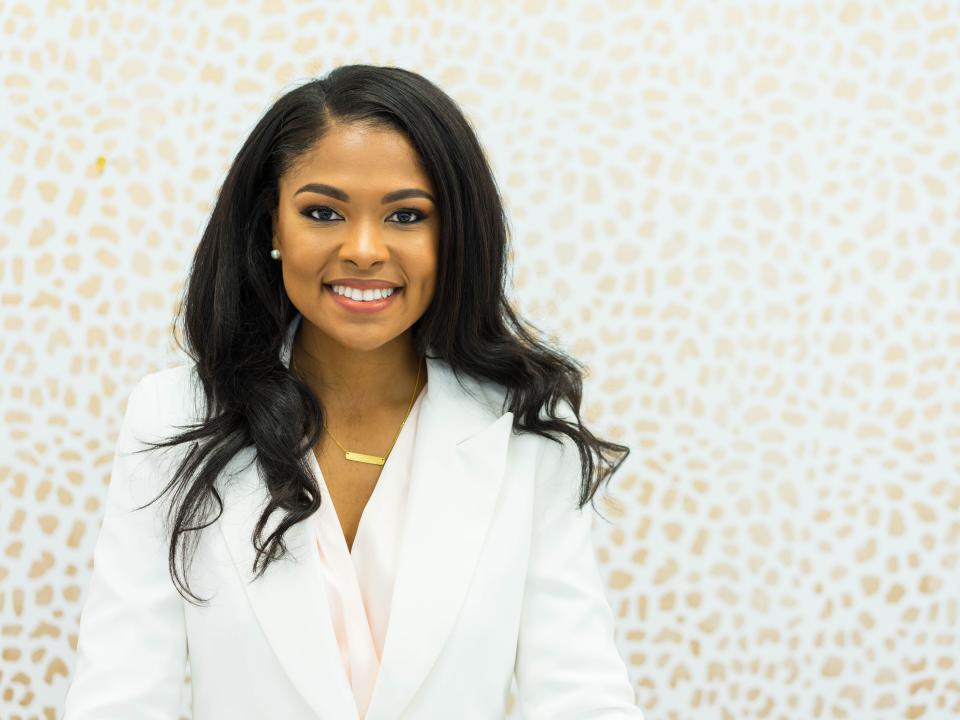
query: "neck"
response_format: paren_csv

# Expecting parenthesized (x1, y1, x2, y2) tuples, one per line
(290, 321, 424, 415)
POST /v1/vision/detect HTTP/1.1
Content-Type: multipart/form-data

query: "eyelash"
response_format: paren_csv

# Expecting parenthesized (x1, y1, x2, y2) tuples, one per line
(302, 206, 428, 225)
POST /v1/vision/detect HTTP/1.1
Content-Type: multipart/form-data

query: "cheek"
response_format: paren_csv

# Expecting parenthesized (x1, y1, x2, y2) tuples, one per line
(279, 262, 312, 297)
(280, 235, 321, 266)
(399, 239, 437, 288)
(279, 242, 328, 290)
(411, 261, 438, 320)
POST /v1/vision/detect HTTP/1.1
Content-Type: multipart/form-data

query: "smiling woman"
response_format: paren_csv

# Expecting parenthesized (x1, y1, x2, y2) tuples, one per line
(62, 64, 642, 719)
(272, 121, 439, 368)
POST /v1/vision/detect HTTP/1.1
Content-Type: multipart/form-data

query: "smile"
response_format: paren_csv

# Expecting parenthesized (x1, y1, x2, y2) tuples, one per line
(324, 284, 402, 314)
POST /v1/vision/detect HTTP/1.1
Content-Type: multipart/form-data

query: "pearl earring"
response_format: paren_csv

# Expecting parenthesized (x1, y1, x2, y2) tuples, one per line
(270, 248, 281, 260)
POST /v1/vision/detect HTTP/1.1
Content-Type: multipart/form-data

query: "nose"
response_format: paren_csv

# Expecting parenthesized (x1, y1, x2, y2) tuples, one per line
(337, 215, 390, 268)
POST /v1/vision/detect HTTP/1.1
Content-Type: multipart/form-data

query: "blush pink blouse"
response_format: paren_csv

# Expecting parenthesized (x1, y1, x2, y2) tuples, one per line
(305, 385, 427, 719)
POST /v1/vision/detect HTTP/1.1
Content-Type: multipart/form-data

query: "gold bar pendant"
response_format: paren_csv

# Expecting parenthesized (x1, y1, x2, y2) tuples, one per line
(344, 451, 385, 466)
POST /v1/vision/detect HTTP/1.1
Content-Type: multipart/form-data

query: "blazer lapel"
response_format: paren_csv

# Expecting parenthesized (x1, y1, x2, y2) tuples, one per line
(218, 456, 358, 719)
(363, 355, 513, 720)
(218, 314, 514, 720)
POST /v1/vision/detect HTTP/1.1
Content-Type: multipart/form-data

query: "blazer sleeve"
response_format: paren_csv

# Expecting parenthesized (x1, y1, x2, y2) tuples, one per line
(513, 430, 644, 719)
(62, 372, 188, 719)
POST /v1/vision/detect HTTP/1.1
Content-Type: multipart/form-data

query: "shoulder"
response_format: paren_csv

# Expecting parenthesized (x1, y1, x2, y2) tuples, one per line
(460, 372, 510, 419)
(452, 365, 582, 479)
(442, 360, 579, 448)
(139, 362, 195, 392)
(426, 355, 510, 424)
(125, 363, 205, 437)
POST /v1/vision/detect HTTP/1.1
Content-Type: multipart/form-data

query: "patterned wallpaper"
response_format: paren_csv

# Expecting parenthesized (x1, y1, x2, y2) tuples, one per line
(2, 1, 958, 718)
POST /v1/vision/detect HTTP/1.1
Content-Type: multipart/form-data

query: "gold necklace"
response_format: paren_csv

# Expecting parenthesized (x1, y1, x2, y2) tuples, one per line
(290, 350, 423, 466)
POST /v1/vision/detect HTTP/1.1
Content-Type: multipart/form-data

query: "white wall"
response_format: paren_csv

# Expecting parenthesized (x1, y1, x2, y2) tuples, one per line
(2, 1, 958, 717)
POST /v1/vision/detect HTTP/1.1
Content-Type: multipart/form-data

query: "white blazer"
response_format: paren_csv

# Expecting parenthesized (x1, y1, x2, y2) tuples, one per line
(63, 353, 643, 719)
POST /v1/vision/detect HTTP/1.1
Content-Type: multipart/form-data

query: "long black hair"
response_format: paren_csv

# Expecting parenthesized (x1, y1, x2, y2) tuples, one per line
(138, 64, 630, 605)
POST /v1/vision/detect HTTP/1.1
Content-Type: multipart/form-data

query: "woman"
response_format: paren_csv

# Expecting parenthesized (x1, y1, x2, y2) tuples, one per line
(63, 64, 642, 719)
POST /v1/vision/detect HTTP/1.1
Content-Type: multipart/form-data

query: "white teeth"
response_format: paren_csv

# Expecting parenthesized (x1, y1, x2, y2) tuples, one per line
(330, 285, 396, 302)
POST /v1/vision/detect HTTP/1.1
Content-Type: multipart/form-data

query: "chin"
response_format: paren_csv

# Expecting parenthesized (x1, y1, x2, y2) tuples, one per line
(327, 329, 410, 353)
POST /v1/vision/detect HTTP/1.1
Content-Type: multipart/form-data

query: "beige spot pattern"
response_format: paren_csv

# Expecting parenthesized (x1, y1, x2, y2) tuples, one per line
(2, 1, 959, 718)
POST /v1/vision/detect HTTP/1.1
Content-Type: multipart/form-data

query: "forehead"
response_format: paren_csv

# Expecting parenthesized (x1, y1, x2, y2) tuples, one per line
(282, 122, 432, 192)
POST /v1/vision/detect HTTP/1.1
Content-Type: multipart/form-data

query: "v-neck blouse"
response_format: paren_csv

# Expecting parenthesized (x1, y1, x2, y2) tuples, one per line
(306, 381, 427, 720)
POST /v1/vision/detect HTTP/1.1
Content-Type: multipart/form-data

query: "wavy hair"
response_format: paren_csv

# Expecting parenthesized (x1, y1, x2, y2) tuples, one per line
(137, 64, 630, 605)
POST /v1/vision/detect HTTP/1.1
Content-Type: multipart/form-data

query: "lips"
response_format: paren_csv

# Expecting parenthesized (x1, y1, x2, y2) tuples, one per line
(324, 279, 403, 290)
(324, 283, 402, 313)
(323, 283, 402, 297)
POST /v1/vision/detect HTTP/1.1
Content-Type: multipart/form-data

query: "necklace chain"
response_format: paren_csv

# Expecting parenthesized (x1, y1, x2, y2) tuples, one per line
(290, 350, 423, 466)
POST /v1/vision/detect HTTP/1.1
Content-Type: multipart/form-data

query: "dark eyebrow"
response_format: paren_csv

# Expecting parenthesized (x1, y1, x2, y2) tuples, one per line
(293, 182, 435, 205)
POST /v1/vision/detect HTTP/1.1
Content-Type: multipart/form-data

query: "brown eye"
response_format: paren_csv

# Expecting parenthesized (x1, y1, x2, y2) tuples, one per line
(389, 209, 427, 224)
(303, 206, 343, 222)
